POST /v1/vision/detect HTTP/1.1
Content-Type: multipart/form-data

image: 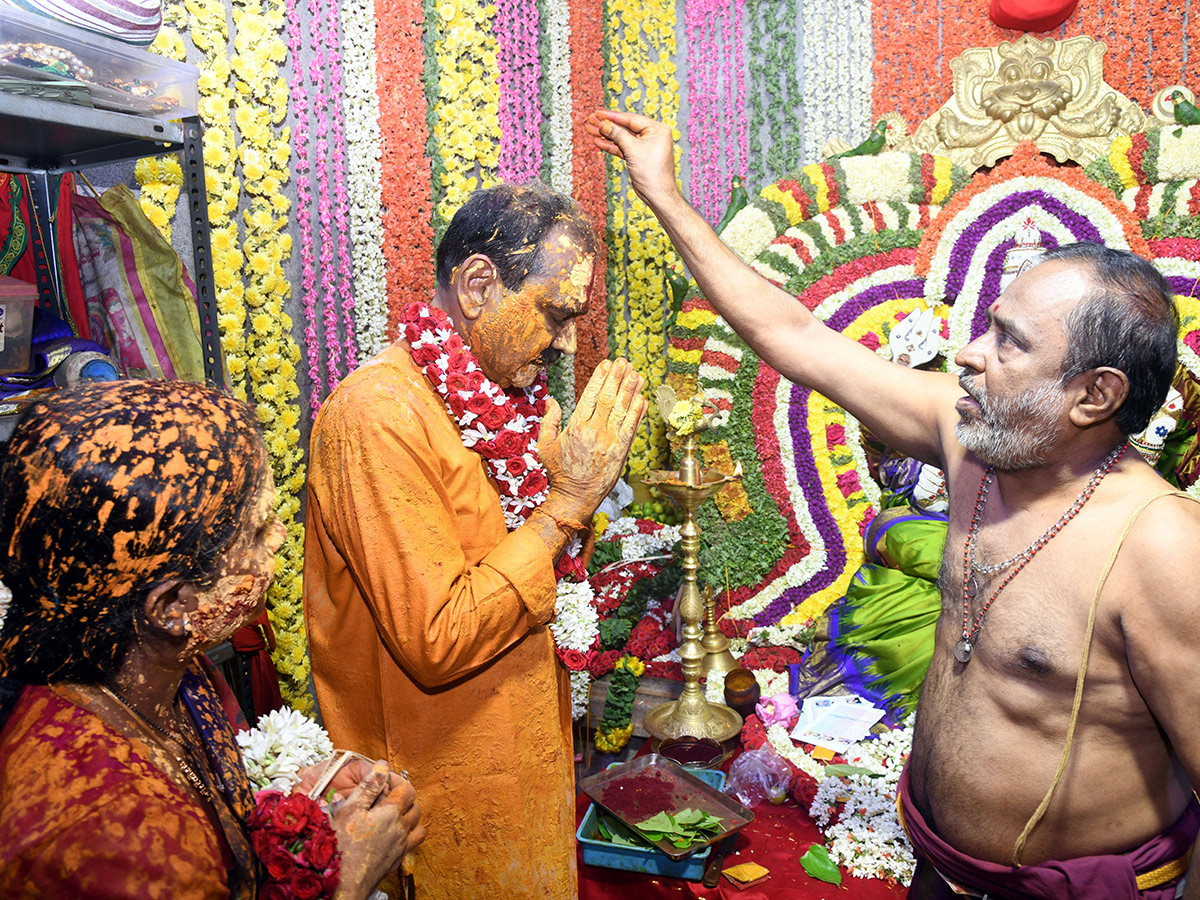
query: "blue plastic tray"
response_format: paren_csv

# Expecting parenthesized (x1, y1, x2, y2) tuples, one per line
(576, 766, 727, 881)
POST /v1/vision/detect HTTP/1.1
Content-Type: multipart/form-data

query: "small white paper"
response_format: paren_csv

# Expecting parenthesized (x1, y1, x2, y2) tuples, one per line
(791, 695, 886, 753)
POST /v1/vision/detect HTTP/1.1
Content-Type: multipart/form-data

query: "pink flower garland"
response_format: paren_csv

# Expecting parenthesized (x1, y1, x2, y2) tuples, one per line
(733, 0, 746, 181)
(310, 2, 343, 395)
(686, 0, 747, 223)
(495, 0, 543, 183)
(324, 0, 359, 381)
(292, 0, 360, 412)
(285, 0, 321, 412)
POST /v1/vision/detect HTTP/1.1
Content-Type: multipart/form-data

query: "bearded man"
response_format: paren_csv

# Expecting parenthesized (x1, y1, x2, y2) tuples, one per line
(304, 182, 645, 900)
(588, 110, 1200, 899)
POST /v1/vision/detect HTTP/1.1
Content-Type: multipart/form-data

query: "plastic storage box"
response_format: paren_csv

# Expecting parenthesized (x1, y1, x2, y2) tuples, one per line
(576, 766, 727, 881)
(0, 275, 35, 374)
(0, 5, 198, 119)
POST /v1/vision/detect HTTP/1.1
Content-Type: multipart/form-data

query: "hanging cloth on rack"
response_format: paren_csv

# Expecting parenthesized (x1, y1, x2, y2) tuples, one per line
(0, 173, 88, 334)
(70, 183, 206, 381)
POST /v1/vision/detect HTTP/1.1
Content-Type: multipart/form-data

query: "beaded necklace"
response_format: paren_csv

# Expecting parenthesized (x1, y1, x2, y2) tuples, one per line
(101, 683, 220, 804)
(955, 442, 1128, 664)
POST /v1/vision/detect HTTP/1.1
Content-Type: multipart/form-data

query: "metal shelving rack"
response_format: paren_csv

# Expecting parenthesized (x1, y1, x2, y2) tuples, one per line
(0, 94, 243, 698)
(0, 93, 226, 386)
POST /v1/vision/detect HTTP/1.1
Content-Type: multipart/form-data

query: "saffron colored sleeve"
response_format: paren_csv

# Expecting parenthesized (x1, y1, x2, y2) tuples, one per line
(307, 369, 558, 688)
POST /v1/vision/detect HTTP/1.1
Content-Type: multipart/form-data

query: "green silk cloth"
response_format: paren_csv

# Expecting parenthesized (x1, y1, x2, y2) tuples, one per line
(798, 505, 946, 722)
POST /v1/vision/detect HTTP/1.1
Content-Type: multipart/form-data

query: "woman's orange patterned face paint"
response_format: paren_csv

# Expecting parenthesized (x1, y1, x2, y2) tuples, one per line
(186, 472, 284, 651)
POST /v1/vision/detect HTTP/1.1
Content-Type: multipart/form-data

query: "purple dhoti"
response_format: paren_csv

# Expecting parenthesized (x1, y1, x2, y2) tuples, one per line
(897, 767, 1198, 899)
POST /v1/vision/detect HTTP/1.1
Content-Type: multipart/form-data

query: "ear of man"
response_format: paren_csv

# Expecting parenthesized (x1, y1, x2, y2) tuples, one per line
(454, 254, 502, 322)
(1067, 367, 1129, 428)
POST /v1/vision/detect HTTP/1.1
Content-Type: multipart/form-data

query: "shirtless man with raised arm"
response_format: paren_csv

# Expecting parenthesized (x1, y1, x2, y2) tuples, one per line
(588, 109, 1200, 899)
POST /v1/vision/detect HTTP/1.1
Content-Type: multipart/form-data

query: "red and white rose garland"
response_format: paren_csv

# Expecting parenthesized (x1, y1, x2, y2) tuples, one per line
(400, 301, 599, 711)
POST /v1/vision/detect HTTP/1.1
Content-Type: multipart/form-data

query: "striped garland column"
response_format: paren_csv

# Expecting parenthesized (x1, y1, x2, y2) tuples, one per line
(801, 0, 872, 165)
(569, 0, 610, 399)
(340, 0, 389, 358)
(541, 0, 577, 416)
(377, 0, 433, 337)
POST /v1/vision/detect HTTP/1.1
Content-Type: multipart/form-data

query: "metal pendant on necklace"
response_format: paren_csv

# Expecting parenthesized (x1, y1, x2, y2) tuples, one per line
(954, 638, 974, 664)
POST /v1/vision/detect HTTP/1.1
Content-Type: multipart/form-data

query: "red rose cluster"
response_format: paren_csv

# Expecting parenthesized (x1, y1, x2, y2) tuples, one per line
(248, 791, 341, 900)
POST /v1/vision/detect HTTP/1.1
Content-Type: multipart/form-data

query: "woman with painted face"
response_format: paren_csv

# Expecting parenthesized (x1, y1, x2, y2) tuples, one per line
(0, 380, 423, 899)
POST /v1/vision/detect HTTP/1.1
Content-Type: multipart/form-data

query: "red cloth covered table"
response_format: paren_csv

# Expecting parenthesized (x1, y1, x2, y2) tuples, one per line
(575, 771, 908, 899)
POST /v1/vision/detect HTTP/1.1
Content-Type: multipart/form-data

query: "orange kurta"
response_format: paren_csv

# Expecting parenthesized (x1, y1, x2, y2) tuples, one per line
(303, 342, 578, 900)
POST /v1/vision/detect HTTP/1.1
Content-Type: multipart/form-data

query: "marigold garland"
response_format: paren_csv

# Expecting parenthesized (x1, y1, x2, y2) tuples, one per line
(604, 0, 680, 474)
(594, 655, 644, 753)
(229, 0, 310, 710)
(377, 0, 433, 338)
(139, 1, 188, 239)
(426, 0, 500, 240)
(568, 0, 608, 397)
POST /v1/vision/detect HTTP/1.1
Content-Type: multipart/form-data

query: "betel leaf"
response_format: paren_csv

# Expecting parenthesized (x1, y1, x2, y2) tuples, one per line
(632, 808, 725, 849)
(597, 812, 651, 848)
(637, 811, 679, 834)
(800, 844, 842, 886)
(673, 808, 705, 826)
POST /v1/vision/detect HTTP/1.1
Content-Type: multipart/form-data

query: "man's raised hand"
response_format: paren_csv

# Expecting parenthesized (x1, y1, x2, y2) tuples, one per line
(537, 358, 646, 521)
(585, 111, 679, 209)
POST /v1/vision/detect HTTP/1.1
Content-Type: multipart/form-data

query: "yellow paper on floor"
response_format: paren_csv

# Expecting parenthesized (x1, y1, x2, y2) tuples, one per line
(723, 862, 769, 883)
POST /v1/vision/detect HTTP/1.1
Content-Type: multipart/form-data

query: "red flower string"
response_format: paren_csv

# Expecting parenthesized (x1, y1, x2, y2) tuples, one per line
(248, 791, 341, 900)
(399, 301, 584, 580)
(568, 0, 609, 397)
(377, 0, 434, 340)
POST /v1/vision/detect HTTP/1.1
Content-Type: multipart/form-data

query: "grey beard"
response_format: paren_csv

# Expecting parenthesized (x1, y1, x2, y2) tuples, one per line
(955, 379, 1063, 471)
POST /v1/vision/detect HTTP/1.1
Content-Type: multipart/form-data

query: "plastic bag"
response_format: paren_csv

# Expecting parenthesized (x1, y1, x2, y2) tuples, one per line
(725, 746, 794, 808)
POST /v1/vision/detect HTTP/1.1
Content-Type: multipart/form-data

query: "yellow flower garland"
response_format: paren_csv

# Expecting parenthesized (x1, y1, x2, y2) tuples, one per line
(429, 0, 501, 236)
(139, 2, 187, 238)
(605, 0, 679, 474)
(229, 0, 309, 710)
(163, 0, 309, 709)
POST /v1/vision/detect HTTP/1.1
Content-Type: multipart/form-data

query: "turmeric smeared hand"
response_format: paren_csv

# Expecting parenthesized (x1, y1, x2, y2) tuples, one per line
(322, 759, 425, 900)
(536, 357, 647, 529)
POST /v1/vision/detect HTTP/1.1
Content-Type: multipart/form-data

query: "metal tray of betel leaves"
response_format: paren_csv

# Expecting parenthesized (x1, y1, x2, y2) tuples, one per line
(580, 754, 754, 861)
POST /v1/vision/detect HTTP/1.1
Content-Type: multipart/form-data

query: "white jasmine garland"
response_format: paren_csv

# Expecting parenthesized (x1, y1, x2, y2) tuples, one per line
(720, 205, 777, 263)
(0, 577, 10, 636)
(812, 773, 915, 883)
(339, 0, 388, 357)
(549, 578, 599, 652)
(569, 670, 590, 720)
(800, 0, 872, 165)
(705, 668, 727, 704)
(801, 715, 916, 883)
(238, 707, 335, 792)
(543, 0, 572, 195)
(747, 619, 815, 649)
(1155, 126, 1200, 182)
(620, 524, 682, 561)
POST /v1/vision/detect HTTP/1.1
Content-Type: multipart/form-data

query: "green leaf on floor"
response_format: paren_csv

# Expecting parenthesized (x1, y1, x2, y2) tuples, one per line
(800, 844, 842, 885)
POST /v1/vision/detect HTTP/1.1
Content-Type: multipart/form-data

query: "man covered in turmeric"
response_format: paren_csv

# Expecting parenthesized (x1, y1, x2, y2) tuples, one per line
(304, 183, 645, 900)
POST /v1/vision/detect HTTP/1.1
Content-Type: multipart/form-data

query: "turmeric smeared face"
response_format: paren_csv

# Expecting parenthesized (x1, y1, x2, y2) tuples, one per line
(470, 229, 594, 389)
(185, 471, 286, 651)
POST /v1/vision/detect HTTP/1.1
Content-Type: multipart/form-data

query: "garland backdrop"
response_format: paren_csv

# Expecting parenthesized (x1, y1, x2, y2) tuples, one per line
(133, 0, 1200, 706)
